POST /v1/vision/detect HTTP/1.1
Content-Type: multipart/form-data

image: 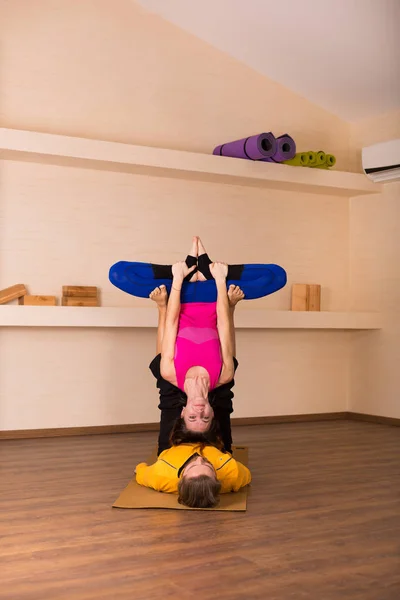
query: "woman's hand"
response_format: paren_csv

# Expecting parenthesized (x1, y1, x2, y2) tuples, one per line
(172, 261, 196, 282)
(210, 261, 228, 282)
(184, 375, 209, 400)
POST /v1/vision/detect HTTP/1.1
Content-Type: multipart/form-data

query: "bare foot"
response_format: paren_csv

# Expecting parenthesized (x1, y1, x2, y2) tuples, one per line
(189, 236, 198, 259)
(185, 236, 198, 282)
(228, 284, 245, 307)
(197, 237, 207, 256)
(149, 285, 168, 307)
(196, 237, 208, 281)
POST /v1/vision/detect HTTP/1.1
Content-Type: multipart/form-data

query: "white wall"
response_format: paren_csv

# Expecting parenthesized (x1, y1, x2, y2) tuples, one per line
(2, 0, 395, 431)
(0, 160, 350, 430)
(1, 0, 350, 160)
(349, 110, 400, 419)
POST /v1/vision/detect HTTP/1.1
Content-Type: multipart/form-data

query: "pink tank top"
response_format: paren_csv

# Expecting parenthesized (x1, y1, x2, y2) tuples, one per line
(174, 302, 222, 392)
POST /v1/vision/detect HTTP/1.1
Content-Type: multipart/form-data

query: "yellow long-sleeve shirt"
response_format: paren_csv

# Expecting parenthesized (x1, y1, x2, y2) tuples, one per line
(135, 444, 251, 494)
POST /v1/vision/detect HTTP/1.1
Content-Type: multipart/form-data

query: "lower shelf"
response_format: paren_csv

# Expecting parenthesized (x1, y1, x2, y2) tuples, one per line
(0, 306, 382, 330)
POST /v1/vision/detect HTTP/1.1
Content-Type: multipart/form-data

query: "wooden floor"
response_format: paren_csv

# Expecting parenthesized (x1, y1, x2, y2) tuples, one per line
(1, 421, 399, 600)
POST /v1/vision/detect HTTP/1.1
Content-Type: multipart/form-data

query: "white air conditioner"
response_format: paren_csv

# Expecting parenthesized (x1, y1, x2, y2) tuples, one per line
(362, 139, 400, 183)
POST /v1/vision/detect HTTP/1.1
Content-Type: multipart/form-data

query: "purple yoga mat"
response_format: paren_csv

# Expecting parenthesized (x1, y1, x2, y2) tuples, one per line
(213, 132, 277, 160)
(261, 134, 296, 162)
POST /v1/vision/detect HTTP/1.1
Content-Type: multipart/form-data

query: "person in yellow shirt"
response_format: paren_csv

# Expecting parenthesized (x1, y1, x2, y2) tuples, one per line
(135, 440, 251, 508)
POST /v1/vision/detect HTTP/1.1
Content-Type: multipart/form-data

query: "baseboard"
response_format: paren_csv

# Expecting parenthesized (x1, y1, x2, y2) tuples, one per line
(1, 411, 398, 440)
(236, 412, 400, 427)
(0, 422, 160, 440)
(347, 412, 400, 427)
(231, 412, 349, 426)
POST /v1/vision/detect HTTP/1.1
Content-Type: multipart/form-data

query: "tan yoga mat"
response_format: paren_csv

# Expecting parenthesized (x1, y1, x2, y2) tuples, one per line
(113, 446, 249, 511)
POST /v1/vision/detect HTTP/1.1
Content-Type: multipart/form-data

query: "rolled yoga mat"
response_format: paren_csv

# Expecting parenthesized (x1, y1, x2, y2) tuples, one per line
(313, 154, 337, 169)
(109, 261, 287, 303)
(308, 150, 326, 167)
(283, 152, 311, 167)
(261, 134, 296, 163)
(213, 132, 277, 160)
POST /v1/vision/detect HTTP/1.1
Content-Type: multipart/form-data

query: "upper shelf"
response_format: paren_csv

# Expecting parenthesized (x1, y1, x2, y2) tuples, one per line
(0, 306, 382, 330)
(0, 128, 382, 197)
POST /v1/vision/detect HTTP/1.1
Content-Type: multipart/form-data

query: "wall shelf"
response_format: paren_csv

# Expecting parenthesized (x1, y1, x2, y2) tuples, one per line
(0, 128, 382, 197)
(0, 306, 382, 330)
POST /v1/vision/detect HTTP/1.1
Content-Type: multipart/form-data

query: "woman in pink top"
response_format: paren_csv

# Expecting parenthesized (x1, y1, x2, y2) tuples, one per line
(160, 237, 242, 437)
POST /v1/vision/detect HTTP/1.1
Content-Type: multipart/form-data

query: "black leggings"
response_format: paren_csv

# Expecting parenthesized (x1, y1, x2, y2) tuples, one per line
(151, 254, 244, 282)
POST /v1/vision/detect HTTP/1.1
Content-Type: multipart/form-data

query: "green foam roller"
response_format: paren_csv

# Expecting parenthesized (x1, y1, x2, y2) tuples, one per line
(283, 152, 310, 166)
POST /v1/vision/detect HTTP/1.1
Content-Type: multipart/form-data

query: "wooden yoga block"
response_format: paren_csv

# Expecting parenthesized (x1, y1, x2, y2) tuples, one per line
(62, 296, 99, 307)
(19, 295, 57, 306)
(291, 284, 309, 311)
(308, 284, 321, 311)
(0, 284, 27, 305)
(62, 286, 97, 298)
